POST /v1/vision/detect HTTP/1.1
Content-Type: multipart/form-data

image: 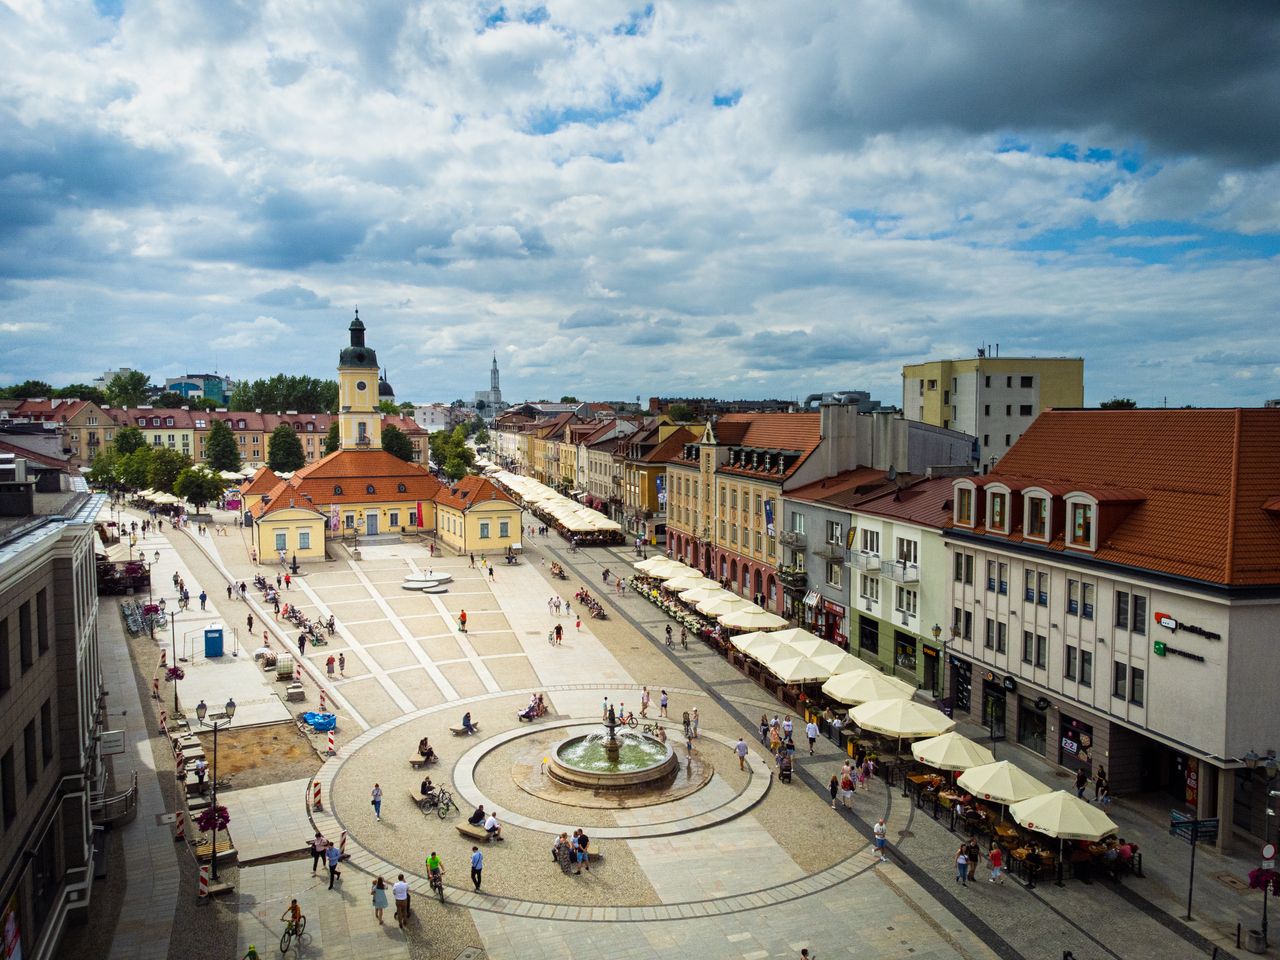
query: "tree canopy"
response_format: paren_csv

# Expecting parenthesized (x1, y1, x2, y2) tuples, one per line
(666, 402, 694, 422)
(559, 396, 578, 403)
(114, 425, 147, 455)
(267, 424, 306, 471)
(429, 424, 475, 481)
(1100, 397, 1138, 409)
(105, 370, 152, 408)
(117, 447, 152, 489)
(0, 380, 54, 399)
(230, 375, 338, 414)
(147, 448, 192, 494)
(377, 399, 400, 414)
(381, 423, 414, 462)
(86, 448, 118, 488)
(205, 419, 241, 472)
(322, 422, 340, 456)
(53, 383, 108, 405)
(174, 467, 225, 510)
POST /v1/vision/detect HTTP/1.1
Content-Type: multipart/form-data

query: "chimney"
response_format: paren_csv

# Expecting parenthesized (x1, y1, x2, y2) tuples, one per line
(820, 401, 860, 477)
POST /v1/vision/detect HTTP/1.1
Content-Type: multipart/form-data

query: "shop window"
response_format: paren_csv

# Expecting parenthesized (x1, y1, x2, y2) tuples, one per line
(1065, 645, 1077, 680)
(895, 634, 917, 671)
(1130, 667, 1145, 706)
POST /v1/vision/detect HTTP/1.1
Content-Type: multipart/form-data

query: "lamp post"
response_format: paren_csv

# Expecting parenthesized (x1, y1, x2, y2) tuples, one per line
(169, 610, 179, 712)
(931, 623, 948, 707)
(195, 697, 236, 881)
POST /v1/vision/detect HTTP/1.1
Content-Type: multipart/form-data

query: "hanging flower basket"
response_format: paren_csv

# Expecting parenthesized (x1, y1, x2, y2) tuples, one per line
(1248, 867, 1279, 894)
(165, 666, 185, 682)
(196, 804, 230, 832)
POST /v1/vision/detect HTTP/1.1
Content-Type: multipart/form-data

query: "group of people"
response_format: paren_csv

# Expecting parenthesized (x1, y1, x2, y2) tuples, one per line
(552, 829, 592, 875)
(517, 694, 547, 721)
(466, 804, 504, 840)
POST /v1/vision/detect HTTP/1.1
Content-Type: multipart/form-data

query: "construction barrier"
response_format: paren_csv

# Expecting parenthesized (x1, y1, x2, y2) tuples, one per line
(173, 809, 185, 841)
(339, 830, 347, 856)
(159, 709, 168, 731)
(312, 780, 322, 811)
(198, 864, 210, 898)
(159, 649, 167, 667)
(318, 691, 326, 713)
(152, 677, 160, 700)
(327, 729, 335, 755)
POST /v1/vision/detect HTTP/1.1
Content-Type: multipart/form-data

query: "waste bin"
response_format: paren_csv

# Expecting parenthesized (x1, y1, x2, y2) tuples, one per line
(203, 626, 224, 658)
(1245, 929, 1266, 954)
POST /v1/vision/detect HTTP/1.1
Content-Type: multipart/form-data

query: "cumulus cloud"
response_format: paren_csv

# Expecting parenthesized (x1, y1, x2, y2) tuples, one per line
(0, 0, 1275, 404)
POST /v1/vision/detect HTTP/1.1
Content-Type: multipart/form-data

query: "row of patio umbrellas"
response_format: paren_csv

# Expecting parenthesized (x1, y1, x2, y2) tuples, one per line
(492, 470, 622, 533)
(634, 557, 789, 629)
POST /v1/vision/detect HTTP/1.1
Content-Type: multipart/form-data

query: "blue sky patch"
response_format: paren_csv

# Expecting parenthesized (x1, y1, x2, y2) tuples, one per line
(713, 90, 742, 108)
(1016, 218, 1280, 264)
(614, 4, 654, 36)
(526, 81, 662, 135)
(93, 0, 124, 19)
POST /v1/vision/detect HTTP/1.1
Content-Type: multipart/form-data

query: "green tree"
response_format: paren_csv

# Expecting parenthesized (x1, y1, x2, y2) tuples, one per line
(667, 402, 694, 422)
(117, 447, 153, 489)
(86, 448, 119, 488)
(106, 370, 152, 407)
(53, 384, 108, 405)
(204, 419, 241, 472)
(322, 422, 340, 456)
(559, 396, 578, 403)
(230, 375, 339, 414)
(0, 379, 54, 399)
(147, 448, 191, 493)
(443, 454, 468, 482)
(153, 391, 190, 408)
(398, 401, 415, 414)
(267, 424, 305, 471)
(1100, 397, 1137, 409)
(381, 424, 414, 462)
(114, 425, 147, 455)
(377, 399, 400, 415)
(173, 467, 226, 511)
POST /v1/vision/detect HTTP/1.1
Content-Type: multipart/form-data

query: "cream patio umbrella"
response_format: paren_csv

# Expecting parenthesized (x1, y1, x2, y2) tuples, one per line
(729, 631, 773, 654)
(849, 698, 955, 739)
(911, 731, 996, 772)
(663, 573, 713, 592)
(767, 653, 833, 684)
(696, 595, 757, 617)
(737, 637, 790, 665)
(647, 560, 696, 581)
(634, 556, 671, 573)
(822, 669, 916, 705)
(679, 585, 727, 605)
(718, 607, 788, 630)
(957, 761, 1052, 805)
(219, 470, 243, 481)
(1008, 790, 1118, 841)
(808, 648, 863, 675)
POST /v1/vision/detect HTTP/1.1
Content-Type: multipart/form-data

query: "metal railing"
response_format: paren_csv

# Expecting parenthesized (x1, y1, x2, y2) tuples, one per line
(850, 551, 881, 571)
(91, 770, 139, 827)
(883, 561, 920, 583)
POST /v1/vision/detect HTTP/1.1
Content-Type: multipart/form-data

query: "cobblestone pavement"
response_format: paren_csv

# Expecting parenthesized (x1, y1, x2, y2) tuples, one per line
(98, 514, 1267, 960)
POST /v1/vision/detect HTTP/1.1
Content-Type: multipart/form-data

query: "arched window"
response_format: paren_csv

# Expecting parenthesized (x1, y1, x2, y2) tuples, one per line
(333, 485, 343, 495)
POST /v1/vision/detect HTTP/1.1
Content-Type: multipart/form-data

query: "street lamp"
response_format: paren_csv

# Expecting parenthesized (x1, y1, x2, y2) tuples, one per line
(169, 610, 179, 712)
(931, 623, 947, 704)
(195, 697, 236, 882)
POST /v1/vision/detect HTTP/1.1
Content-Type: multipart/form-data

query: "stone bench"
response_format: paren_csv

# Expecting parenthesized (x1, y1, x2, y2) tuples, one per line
(408, 755, 436, 769)
(449, 723, 479, 736)
(456, 822, 501, 843)
(192, 837, 237, 863)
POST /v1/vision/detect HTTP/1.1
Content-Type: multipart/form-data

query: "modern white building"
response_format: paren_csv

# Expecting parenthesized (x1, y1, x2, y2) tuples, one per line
(943, 408, 1280, 849)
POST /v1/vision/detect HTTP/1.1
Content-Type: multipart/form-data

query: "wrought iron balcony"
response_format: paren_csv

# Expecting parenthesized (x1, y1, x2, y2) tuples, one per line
(778, 529, 806, 548)
(882, 561, 920, 584)
(813, 541, 846, 562)
(776, 566, 807, 590)
(850, 551, 881, 571)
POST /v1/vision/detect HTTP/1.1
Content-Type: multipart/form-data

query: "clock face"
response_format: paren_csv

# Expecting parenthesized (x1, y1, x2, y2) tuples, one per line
(356, 380, 367, 391)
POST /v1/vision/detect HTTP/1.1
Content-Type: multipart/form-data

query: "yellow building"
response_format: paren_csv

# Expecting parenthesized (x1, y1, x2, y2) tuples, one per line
(239, 466, 281, 515)
(616, 422, 692, 543)
(434, 475, 521, 554)
(901, 356, 1083, 470)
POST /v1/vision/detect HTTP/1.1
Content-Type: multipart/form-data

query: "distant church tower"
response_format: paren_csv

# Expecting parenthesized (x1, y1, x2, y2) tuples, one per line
(337, 309, 381, 449)
(490, 353, 502, 406)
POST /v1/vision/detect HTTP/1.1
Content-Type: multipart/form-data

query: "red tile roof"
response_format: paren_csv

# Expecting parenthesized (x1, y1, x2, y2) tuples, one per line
(786, 468, 892, 507)
(239, 467, 281, 497)
(435, 475, 516, 511)
(714, 412, 822, 480)
(973, 409, 1280, 586)
(853, 476, 955, 528)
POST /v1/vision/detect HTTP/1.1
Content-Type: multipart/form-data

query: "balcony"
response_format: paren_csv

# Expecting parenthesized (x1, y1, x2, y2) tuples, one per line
(778, 529, 806, 548)
(814, 541, 846, 562)
(776, 566, 807, 591)
(354, 436, 372, 448)
(882, 561, 920, 584)
(850, 551, 881, 571)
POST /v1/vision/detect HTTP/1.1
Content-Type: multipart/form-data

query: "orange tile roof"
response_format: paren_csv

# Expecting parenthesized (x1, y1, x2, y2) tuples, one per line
(239, 467, 281, 497)
(785, 467, 891, 507)
(970, 409, 1280, 587)
(434, 475, 516, 511)
(643, 428, 696, 464)
(714, 412, 822, 480)
(853, 476, 955, 528)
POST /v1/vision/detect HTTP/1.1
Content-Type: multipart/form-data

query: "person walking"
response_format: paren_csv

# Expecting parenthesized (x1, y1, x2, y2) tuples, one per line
(640, 687, 650, 718)
(873, 818, 889, 862)
(839, 769, 855, 809)
(371, 876, 389, 923)
(338, 652, 345, 675)
(735, 737, 749, 771)
(966, 837, 980, 882)
(470, 846, 483, 891)
(805, 718, 819, 755)
(326, 654, 336, 676)
(310, 831, 328, 873)
(987, 844, 1005, 884)
(659, 690, 668, 718)
(760, 715, 770, 744)
(284, 573, 291, 589)
(199, 589, 207, 611)
(690, 707, 699, 739)
(459, 609, 468, 633)
(226, 583, 233, 601)
(1093, 765, 1108, 802)
(392, 874, 409, 926)
(194, 756, 207, 790)
(829, 774, 839, 809)
(247, 613, 255, 634)
(276, 573, 282, 589)
(1075, 767, 1089, 799)
(327, 841, 343, 889)
(371, 783, 383, 821)
(955, 845, 969, 886)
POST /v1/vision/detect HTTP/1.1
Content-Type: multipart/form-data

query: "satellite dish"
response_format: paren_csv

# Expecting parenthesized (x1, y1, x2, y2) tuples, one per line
(887, 467, 898, 482)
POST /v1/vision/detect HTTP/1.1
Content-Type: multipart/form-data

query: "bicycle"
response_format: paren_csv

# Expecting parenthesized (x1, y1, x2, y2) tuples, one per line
(418, 789, 457, 819)
(429, 868, 445, 902)
(279, 915, 306, 953)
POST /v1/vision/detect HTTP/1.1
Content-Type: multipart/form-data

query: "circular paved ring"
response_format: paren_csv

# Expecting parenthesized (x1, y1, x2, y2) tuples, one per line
(453, 719, 768, 838)
(308, 683, 879, 921)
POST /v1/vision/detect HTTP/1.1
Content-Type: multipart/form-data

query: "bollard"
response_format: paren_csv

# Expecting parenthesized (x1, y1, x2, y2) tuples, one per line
(152, 677, 160, 700)
(339, 830, 347, 857)
(198, 864, 210, 898)
(173, 809, 186, 841)
(312, 780, 322, 811)
(327, 729, 335, 755)
(160, 649, 167, 667)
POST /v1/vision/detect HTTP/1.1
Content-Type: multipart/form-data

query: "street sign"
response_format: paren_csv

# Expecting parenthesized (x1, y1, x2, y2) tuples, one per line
(100, 729, 125, 757)
(1170, 811, 1219, 845)
(1264, 843, 1277, 861)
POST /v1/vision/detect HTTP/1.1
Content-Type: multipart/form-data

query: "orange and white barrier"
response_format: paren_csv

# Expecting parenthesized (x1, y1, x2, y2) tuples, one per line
(327, 729, 336, 755)
(152, 677, 160, 700)
(339, 830, 347, 856)
(173, 809, 185, 841)
(198, 864, 210, 898)
(312, 780, 322, 810)
(318, 691, 326, 713)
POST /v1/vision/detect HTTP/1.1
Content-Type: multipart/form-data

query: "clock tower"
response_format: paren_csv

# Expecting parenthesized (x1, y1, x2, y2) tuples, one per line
(337, 309, 381, 449)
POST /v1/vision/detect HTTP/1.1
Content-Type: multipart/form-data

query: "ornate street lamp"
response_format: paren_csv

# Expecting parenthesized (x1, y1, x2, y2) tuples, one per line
(195, 697, 237, 882)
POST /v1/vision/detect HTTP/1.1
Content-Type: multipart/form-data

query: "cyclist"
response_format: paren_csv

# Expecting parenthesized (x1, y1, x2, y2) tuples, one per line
(280, 899, 304, 934)
(425, 851, 444, 892)
(679, 626, 688, 649)
(665, 625, 673, 647)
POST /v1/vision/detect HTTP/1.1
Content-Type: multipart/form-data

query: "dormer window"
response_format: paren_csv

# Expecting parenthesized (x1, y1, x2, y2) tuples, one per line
(237, 419, 247, 429)
(366, 484, 376, 494)
(151, 417, 161, 426)
(165, 417, 174, 427)
(1026, 496, 1048, 539)
(955, 485, 975, 526)
(1069, 501, 1094, 548)
(989, 492, 1007, 531)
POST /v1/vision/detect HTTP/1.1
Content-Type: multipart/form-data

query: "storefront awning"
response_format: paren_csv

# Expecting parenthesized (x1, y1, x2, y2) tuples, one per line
(802, 590, 820, 607)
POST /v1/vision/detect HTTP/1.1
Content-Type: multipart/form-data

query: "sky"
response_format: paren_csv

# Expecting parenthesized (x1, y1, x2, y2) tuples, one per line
(1, 0, 1278, 407)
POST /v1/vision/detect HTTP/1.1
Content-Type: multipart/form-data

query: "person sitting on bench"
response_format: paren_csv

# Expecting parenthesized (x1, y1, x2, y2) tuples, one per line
(461, 712, 476, 735)
(467, 804, 486, 826)
(419, 777, 437, 802)
(417, 737, 436, 762)
(484, 810, 503, 841)
(517, 697, 538, 722)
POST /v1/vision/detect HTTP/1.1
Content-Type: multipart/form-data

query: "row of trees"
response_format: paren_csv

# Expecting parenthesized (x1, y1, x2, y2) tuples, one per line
(0, 371, 152, 408)
(86, 439, 226, 510)
(429, 424, 477, 481)
(229, 375, 340, 414)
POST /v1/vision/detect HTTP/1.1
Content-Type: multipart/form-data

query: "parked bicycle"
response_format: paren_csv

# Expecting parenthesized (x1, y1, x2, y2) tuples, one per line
(416, 788, 457, 819)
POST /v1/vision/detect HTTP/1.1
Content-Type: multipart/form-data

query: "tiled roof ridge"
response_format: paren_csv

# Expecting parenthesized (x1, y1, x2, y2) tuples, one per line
(1224, 407, 1242, 583)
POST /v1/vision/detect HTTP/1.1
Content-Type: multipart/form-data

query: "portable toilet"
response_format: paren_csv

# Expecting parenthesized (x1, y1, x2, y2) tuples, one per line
(203, 624, 225, 658)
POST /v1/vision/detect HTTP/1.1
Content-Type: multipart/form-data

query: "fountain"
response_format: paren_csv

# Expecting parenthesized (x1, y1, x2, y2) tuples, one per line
(546, 706, 679, 790)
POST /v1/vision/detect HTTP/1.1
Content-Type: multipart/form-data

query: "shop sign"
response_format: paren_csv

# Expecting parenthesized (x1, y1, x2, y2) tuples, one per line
(1059, 715, 1094, 771)
(823, 599, 846, 617)
(1034, 696, 1051, 711)
(1153, 611, 1221, 641)
(1002, 675, 1017, 692)
(1153, 640, 1205, 663)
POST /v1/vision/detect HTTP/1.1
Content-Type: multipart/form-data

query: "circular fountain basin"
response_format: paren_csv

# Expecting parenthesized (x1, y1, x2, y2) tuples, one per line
(547, 731, 679, 790)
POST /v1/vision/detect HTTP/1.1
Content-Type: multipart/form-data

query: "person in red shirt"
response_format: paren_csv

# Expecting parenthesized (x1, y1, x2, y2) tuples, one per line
(987, 844, 1005, 884)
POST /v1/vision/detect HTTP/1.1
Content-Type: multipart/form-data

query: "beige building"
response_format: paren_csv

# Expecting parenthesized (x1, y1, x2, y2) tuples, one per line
(902, 355, 1083, 470)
